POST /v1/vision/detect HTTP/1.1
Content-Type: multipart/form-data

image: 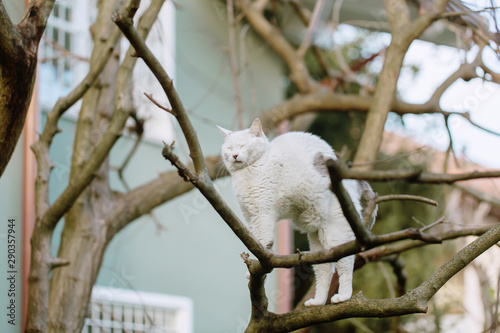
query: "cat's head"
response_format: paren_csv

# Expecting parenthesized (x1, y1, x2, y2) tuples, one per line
(217, 118, 269, 172)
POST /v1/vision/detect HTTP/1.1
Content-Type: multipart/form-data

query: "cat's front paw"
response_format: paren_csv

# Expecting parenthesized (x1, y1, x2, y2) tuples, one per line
(331, 294, 351, 303)
(304, 298, 325, 307)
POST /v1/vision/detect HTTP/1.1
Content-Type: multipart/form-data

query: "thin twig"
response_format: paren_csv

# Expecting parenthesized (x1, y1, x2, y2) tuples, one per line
(114, 9, 208, 176)
(350, 146, 427, 168)
(297, 0, 324, 58)
(377, 194, 438, 207)
(144, 92, 174, 115)
(378, 261, 396, 299)
(421, 216, 446, 232)
(116, 15, 270, 263)
(290, 1, 330, 77)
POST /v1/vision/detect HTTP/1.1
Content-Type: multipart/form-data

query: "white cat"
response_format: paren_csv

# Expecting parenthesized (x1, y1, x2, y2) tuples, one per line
(218, 118, 376, 306)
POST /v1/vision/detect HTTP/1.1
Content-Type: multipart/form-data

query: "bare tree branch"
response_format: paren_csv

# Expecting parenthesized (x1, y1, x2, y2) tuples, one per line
(114, 10, 209, 177)
(377, 194, 438, 207)
(353, 0, 449, 168)
(109, 155, 225, 234)
(297, 0, 324, 58)
(257, 90, 483, 133)
(114, 10, 271, 263)
(238, 0, 318, 93)
(31, 10, 123, 222)
(26, 0, 167, 330)
(0, 0, 57, 178)
(327, 158, 500, 184)
(244, 223, 500, 332)
(290, 0, 330, 77)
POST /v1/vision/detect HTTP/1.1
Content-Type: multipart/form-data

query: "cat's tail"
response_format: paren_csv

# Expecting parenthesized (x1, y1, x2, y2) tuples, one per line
(359, 181, 378, 230)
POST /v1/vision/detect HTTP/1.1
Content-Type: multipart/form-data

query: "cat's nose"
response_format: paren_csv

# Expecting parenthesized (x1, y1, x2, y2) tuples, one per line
(232, 154, 238, 160)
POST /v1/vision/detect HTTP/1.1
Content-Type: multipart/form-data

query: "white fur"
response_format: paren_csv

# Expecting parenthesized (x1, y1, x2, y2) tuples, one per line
(219, 119, 364, 306)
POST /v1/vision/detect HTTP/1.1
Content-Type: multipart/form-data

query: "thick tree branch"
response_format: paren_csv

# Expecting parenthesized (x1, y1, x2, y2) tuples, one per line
(257, 90, 499, 137)
(18, 0, 57, 41)
(353, 0, 449, 168)
(247, 223, 500, 332)
(27, 1, 164, 331)
(115, 13, 271, 263)
(238, 0, 318, 93)
(114, 10, 208, 177)
(109, 155, 225, 234)
(0, 0, 57, 178)
(31, 11, 123, 222)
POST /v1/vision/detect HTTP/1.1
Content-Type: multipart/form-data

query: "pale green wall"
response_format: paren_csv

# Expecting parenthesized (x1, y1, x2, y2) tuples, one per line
(0, 135, 24, 333)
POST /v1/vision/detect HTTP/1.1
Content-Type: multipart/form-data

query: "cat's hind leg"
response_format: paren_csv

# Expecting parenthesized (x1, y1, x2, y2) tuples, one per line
(304, 231, 333, 307)
(331, 255, 354, 303)
(319, 224, 355, 303)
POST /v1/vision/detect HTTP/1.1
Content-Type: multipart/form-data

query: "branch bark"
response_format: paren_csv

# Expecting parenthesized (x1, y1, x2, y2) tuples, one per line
(238, 0, 318, 93)
(0, 0, 55, 178)
(26, 0, 166, 331)
(256, 89, 500, 137)
(327, 158, 500, 184)
(114, 14, 273, 264)
(246, 223, 500, 332)
(353, 0, 450, 168)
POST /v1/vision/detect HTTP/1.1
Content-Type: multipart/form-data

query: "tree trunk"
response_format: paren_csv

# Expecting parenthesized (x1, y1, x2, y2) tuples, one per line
(0, 29, 37, 178)
(46, 1, 120, 329)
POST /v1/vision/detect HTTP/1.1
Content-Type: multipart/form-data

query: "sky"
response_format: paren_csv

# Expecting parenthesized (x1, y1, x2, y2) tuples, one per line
(391, 0, 500, 169)
(392, 40, 500, 169)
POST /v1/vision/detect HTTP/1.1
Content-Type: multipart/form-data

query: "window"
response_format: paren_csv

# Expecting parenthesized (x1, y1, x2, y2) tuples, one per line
(39, 1, 93, 113)
(130, 0, 176, 143)
(82, 286, 193, 333)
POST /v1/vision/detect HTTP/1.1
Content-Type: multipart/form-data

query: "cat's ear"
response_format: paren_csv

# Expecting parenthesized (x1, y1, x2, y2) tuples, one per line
(217, 125, 232, 138)
(248, 118, 263, 137)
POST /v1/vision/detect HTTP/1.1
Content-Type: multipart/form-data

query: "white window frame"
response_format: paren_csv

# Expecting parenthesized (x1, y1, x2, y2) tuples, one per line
(39, 1, 92, 114)
(83, 286, 193, 333)
(130, 0, 176, 144)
